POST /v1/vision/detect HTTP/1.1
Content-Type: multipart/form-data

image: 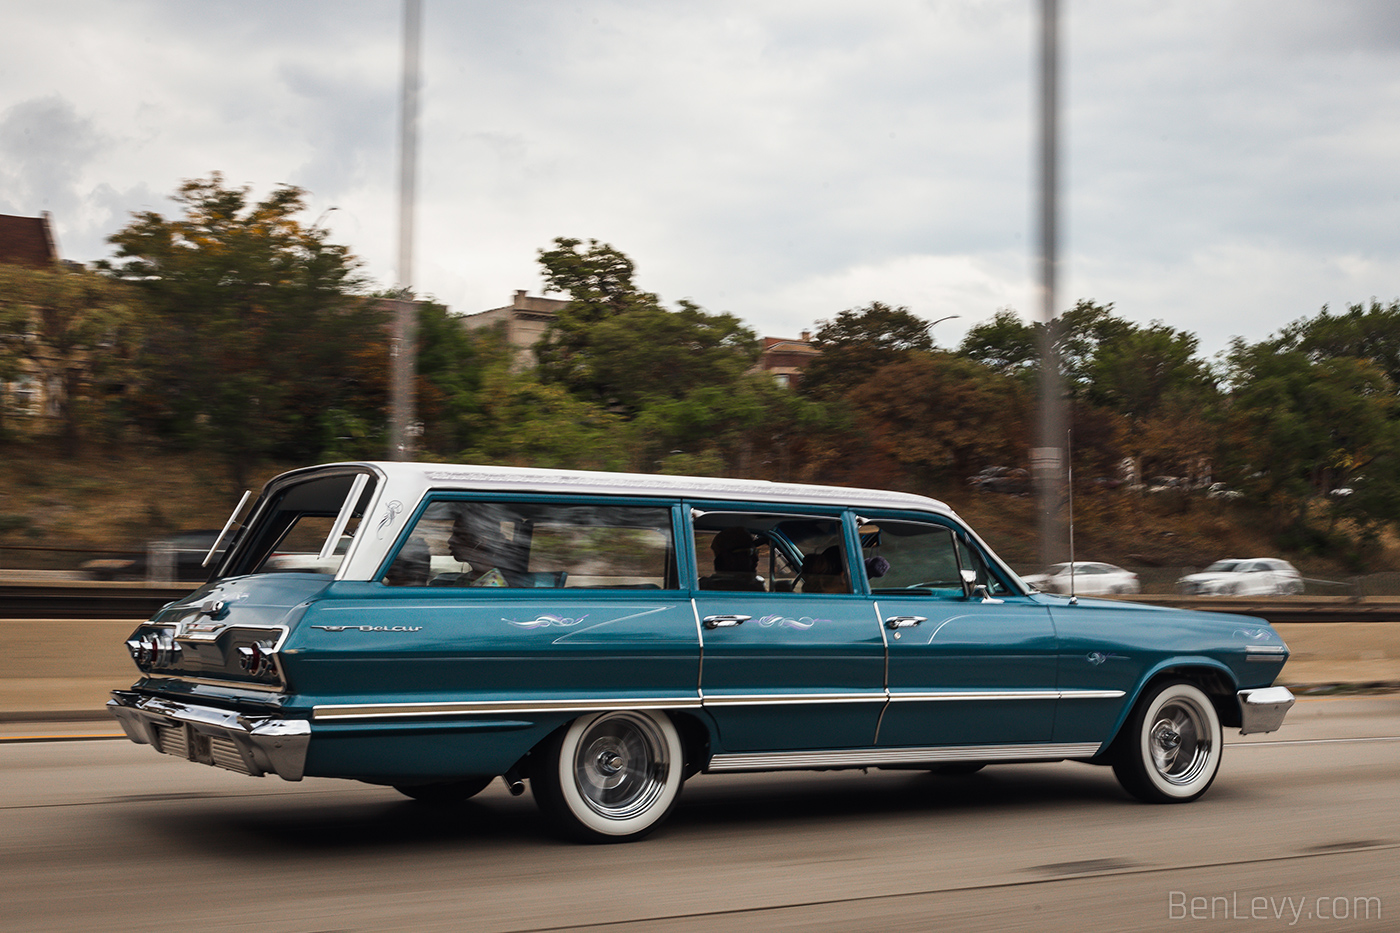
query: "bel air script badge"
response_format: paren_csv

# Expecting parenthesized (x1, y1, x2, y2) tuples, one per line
(310, 625, 424, 633)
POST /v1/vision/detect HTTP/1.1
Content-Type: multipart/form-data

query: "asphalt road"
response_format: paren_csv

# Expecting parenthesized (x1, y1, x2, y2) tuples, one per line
(2, 698, 1397, 933)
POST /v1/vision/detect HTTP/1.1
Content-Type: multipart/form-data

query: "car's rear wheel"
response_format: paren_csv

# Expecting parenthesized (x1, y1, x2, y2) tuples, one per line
(394, 775, 495, 803)
(1113, 681, 1221, 803)
(531, 709, 684, 842)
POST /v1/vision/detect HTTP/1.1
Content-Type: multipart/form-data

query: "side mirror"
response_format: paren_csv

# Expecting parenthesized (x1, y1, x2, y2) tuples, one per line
(960, 568, 1003, 603)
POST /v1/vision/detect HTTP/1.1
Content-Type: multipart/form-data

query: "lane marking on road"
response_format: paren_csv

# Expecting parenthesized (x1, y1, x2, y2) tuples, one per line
(492, 841, 1400, 933)
(1228, 735, 1400, 747)
(0, 734, 127, 744)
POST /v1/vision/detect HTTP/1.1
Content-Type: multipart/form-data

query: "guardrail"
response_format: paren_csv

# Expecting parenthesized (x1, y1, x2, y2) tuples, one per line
(1112, 595, 1400, 624)
(0, 581, 194, 619)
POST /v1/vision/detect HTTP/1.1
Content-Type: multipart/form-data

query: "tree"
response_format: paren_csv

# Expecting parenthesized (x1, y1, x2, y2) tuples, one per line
(1221, 342, 1400, 548)
(458, 364, 631, 472)
(101, 173, 380, 485)
(958, 308, 1038, 377)
(1271, 299, 1400, 387)
(0, 264, 138, 453)
(535, 238, 762, 414)
(535, 237, 659, 397)
(1084, 322, 1212, 422)
(844, 354, 1032, 484)
(799, 302, 933, 398)
(407, 298, 498, 459)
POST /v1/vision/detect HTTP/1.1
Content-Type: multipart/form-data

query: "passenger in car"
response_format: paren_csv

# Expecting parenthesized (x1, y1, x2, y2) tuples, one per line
(446, 513, 530, 587)
(800, 545, 850, 593)
(699, 527, 767, 591)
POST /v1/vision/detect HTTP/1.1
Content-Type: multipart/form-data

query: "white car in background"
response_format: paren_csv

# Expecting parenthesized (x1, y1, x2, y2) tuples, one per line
(1177, 558, 1303, 596)
(1022, 561, 1140, 595)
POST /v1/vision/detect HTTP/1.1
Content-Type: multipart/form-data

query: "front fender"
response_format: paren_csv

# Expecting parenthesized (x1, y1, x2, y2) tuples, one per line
(1099, 656, 1242, 752)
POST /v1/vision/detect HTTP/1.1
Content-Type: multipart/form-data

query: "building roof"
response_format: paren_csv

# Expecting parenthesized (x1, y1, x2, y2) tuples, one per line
(0, 213, 58, 267)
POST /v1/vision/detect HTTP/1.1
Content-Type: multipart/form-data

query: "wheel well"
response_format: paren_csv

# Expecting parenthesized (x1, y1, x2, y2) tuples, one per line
(668, 711, 713, 778)
(1142, 666, 1241, 729)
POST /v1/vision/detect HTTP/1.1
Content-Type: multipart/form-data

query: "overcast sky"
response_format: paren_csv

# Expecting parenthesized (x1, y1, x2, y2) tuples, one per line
(3, 1, 1399, 357)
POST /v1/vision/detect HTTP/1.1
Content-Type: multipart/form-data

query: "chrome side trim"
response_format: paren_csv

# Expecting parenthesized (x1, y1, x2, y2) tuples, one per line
(313, 688, 1122, 721)
(1245, 645, 1289, 662)
(707, 741, 1102, 772)
(701, 692, 887, 707)
(108, 691, 311, 781)
(313, 696, 704, 721)
(887, 689, 1124, 702)
(1238, 686, 1295, 734)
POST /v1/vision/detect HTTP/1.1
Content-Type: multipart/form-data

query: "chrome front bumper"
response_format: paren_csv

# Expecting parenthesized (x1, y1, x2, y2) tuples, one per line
(108, 691, 311, 781)
(1237, 686, 1295, 735)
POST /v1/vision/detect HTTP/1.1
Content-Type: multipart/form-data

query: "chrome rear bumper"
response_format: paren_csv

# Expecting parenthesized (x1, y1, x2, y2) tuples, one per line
(1237, 686, 1295, 735)
(108, 690, 311, 781)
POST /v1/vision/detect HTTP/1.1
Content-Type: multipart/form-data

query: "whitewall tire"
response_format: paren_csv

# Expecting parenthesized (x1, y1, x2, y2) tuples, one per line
(1113, 681, 1222, 803)
(532, 710, 684, 842)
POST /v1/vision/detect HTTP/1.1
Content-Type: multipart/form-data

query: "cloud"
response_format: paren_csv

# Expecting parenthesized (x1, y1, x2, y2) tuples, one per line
(2, 0, 1398, 361)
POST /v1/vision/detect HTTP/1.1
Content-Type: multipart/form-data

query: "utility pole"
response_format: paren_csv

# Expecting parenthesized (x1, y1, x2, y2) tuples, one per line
(1033, 0, 1068, 565)
(388, 0, 421, 461)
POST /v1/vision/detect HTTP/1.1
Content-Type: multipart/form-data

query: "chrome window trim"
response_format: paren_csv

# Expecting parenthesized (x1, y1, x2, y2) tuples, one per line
(707, 741, 1103, 772)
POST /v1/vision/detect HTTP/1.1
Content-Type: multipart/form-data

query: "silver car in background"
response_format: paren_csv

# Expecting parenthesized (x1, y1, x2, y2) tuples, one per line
(1177, 558, 1303, 596)
(1022, 561, 1141, 596)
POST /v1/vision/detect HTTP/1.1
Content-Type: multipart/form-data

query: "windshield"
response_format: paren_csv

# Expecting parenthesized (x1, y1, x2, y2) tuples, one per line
(1204, 560, 1242, 573)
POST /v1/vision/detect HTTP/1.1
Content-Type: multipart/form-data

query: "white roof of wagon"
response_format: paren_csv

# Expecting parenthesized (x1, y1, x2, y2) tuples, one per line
(315, 461, 955, 517)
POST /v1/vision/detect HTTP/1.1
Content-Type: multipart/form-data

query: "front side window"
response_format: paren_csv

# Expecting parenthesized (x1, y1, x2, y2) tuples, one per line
(383, 499, 677, 590)
(860, 519, 1012, 598)
(692, 512, 851, 594)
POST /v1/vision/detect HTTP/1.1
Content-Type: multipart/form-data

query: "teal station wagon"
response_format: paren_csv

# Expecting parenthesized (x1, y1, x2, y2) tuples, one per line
(110, 462, 1295, 841)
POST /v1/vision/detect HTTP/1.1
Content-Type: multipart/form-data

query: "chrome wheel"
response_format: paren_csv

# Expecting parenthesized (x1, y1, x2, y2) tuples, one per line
(572, 712, 672, 821)
(1148, 698, 1212, 786)
(532, 710, 684, 841)
(1113, 681, 1222, 803)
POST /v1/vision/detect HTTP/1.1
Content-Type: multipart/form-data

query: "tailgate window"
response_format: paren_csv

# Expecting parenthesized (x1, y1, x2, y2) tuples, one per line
(218, 471, 376, 578)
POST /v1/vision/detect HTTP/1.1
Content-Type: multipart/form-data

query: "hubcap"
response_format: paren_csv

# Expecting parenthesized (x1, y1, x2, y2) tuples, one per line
(1148, 698, 1212, 785)
(573, 713, 670, 820)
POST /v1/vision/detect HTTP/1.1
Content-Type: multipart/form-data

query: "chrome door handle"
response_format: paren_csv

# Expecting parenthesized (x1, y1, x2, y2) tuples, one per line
(884, 616, 926, 629)
(703, 614, 751, 629)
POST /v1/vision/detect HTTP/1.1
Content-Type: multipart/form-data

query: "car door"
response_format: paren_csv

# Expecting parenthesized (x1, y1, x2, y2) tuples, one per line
(860, 515, 1060, 749)
(689, 506, 885, 752)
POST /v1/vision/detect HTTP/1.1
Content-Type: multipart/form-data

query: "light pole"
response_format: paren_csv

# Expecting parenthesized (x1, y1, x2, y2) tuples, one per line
(388, 0, 422, 461)
(1034, 0, 1067, 565)
(927, 314, 960, 347)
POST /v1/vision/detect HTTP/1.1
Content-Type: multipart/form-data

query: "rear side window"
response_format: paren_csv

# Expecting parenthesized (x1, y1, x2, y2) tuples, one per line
(383, 499, 677, 590)
(692, 511, 851, 594)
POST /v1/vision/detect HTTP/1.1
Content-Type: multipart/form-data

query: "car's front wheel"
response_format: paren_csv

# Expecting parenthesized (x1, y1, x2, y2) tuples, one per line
(1112, 681, 1222, 803)
(531, 709, 684, 842)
